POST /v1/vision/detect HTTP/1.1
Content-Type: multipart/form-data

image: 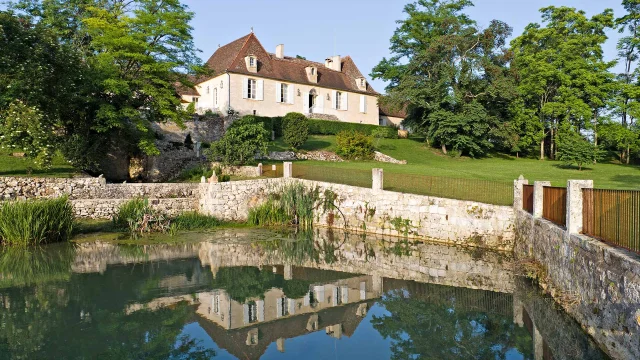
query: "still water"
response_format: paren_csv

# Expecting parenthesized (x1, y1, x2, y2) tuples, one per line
(0, 229, 608, 359)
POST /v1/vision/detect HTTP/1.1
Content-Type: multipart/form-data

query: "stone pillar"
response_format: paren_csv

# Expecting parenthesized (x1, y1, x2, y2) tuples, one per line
(513, 295, 524, 327)
(566, 180, 593, 235)
(372, 168, 383, 192)
(533, 181, 550, 218)
(534, 324, 544, 360)
(256, 163, 263, 177)
(513, 175, 529, 210)
(283, 162, 293, 178)
(284, 264, 293, 280)
(372, 274, 384, 295)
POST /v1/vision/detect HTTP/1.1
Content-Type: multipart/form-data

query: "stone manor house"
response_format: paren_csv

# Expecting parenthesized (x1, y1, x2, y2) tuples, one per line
(178, 32, 405, 126)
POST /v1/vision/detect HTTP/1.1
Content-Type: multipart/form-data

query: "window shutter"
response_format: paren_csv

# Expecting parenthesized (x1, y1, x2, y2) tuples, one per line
(360, 281, 366, 300)
(332, 287, 338, 306)
(288, 84, 295, 104)
(314, 285, 325, 303)
(359, 95, 365, 113)
(242, 78, 248, 99)
(276, 298, 283, 318)
(257, 80, 264, 100)
(303, 92, 309, 113)
(342, 93, 348, 110)
(331, 90, 337, 109)
(303, 293, 310, 306)
(341, 286, 349, 303)
(316, 93, 324, 113)
(256, 300, 265, 322)
(243, 304, 249, 324)
(276, 82, 281, 103)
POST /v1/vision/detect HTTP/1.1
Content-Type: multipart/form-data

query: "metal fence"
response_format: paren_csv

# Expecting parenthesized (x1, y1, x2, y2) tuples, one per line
(261, 164, 283, 178)
(291, 164, 513, 206)
(583, 188, 640, 254)
(542, 186, 567, 227)
(522, 184, 534, 214)
(384, 172, 513, 206)
(292, 164, 372, 188)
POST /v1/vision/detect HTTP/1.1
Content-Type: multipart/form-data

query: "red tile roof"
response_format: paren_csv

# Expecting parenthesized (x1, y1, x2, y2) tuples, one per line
(192, 33, 378, 96)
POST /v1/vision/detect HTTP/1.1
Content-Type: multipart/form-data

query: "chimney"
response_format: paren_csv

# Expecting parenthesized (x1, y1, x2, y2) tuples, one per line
(276, 44, 284, 59)
(326, 55, 341, 71)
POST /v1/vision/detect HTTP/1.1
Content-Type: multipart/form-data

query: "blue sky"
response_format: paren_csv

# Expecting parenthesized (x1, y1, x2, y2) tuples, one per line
(184, 0, 625, 94)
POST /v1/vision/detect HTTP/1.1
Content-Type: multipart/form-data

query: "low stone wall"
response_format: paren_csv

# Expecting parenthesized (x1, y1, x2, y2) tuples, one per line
(198, 178, 515, 251)
(514, 209, 640, 360)
(0, 176, 106, 200)
(72, 198, 197, 219)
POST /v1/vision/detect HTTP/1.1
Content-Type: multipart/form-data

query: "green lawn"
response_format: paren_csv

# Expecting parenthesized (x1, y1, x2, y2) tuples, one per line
(0, 150, 78, 177)
(276, 135, 640, 190)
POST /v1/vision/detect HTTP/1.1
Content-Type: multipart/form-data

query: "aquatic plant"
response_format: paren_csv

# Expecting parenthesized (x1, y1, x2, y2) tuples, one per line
(0, 196, 74, 246)
(112, 198, 170, 236)
(248, 182, 319, 229)
(171, 212, 221, 231)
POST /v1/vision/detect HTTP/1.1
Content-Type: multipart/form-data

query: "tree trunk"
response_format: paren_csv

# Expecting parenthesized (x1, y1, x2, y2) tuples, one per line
(593, 111, 598, 164)
(627, 146, 631, 165)
(550, 127, 555, 160)
(540, 137, 545, 160)
(441, 143, 447, 155)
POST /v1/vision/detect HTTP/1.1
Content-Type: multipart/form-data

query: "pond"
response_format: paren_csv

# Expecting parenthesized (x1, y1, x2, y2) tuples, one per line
(0, 229, 609, 360)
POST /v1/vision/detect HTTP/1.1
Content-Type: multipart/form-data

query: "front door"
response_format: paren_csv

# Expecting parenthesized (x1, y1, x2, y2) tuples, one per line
(309, 94, 316, 113)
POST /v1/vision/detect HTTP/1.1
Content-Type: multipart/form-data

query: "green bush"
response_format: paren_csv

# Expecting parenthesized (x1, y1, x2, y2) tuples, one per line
(208, 122, 269, 165)
(308, 119, 397, 138)
(282, 112, 309, 149)
(171, 212, 221, 231)
(235, 115, 283, 137)
(0, 197, 74, 246)
(335, 130, 375, 160)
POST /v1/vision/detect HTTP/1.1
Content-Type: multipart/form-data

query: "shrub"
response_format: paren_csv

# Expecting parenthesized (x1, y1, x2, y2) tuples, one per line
(307, 119, 397, 138)
(207, 122, 269, 165)
(282, 112, 309, 149)
(0, 197, 74, 246)
(234, 115, 283, 137)
(171, 212, 221, 231)
(335, 130, 375, 160)
(113, 198, 170, 235)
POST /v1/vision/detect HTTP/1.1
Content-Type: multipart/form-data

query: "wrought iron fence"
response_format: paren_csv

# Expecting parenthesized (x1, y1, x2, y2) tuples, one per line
(523, 184, 534, 214)
(542, 186, 567, 226)
(583, 188, 640, 254)
(292, 164, 371, 188)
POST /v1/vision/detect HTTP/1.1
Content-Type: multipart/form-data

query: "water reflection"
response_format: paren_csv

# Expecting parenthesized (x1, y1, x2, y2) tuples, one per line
(0, 229, 609, 360)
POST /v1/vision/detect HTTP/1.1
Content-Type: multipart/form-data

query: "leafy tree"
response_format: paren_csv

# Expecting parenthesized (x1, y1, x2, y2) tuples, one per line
(512, 6, 615, 160)
(598, 120, 640, 163)
(282, 112, 309, 149)
(207, 122, 268, 165)
(371, 0, 518, 157)
(556, 124, 603, 170)
(4, 1, 206, 172)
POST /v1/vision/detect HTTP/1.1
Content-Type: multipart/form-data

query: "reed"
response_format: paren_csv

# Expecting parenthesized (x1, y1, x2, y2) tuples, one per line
(0, 197, 74, 246)
(171, 212, 221, 230)
(247, 183, 319, 228)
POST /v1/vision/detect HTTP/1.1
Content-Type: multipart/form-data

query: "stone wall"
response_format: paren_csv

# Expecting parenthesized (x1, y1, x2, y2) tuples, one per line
(514, 209, 640, 360)
(198, 178, 515, 251)
(0, 176, 106, 200)
(72, 198, 197, 219)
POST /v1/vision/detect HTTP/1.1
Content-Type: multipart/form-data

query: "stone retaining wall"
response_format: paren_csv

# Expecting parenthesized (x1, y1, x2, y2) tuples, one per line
(72, 198, 197, 219)
(514, 209, 640, 360)
(198, 178, 515, 250)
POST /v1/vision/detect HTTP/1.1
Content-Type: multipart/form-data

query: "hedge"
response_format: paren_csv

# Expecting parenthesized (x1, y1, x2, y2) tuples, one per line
(236, 114, 397, 139)
(307, 119, 397, 138)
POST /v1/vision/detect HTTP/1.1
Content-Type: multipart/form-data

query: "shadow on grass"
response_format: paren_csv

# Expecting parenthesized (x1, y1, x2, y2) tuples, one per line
(611, 175, 640, 189)
(378, 144, 397, 151)
(490, 153, 517, 161)
(303, 140, 332, 151)
(552, 163, 594, 171)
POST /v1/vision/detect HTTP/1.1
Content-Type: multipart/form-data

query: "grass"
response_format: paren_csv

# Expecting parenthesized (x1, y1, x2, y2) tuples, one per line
(0, 150, 78, 177)
(0, 197, 74, 246)
(276, 135, 640, 190)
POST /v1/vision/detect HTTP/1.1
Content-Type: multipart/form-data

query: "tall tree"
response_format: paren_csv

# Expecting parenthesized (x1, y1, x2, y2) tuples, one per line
(371, 0, 517, 157)
(3, 0, 205, 173)
(511, 6, 615, 160)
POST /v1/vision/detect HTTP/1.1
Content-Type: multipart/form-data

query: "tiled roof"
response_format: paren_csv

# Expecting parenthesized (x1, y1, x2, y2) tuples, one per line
(174, 81, 199, 96)
(379, 102, 408, 118)
(192, 33, 378, 96)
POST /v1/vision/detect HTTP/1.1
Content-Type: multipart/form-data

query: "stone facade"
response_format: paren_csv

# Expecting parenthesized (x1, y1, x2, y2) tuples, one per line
(514, 209, 640, 360)
(198, 178, 515, 251)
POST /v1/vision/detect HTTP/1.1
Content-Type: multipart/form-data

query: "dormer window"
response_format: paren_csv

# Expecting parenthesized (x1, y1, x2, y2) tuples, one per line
(305, 66, 318, 83)
(311, 68, 315, 75)
(357, 77, 367, 91)
(245, 55, 257, 73)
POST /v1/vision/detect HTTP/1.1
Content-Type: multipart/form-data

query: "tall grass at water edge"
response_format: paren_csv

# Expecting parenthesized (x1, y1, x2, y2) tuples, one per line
(0, 197, 74, 246)
(248, 182, 318, 228)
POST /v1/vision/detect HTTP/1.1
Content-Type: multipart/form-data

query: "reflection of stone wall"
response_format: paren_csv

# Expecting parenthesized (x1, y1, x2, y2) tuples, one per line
(198, 178, 515, 250)
(514, 209, 640, 360)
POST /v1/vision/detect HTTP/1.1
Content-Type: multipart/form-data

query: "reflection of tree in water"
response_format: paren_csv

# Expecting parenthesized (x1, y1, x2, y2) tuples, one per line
(258, 229, 351, 265)
(0, 248, 216, 360)
(212, 266, 313, 303)
(372, 289, 533, 360)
